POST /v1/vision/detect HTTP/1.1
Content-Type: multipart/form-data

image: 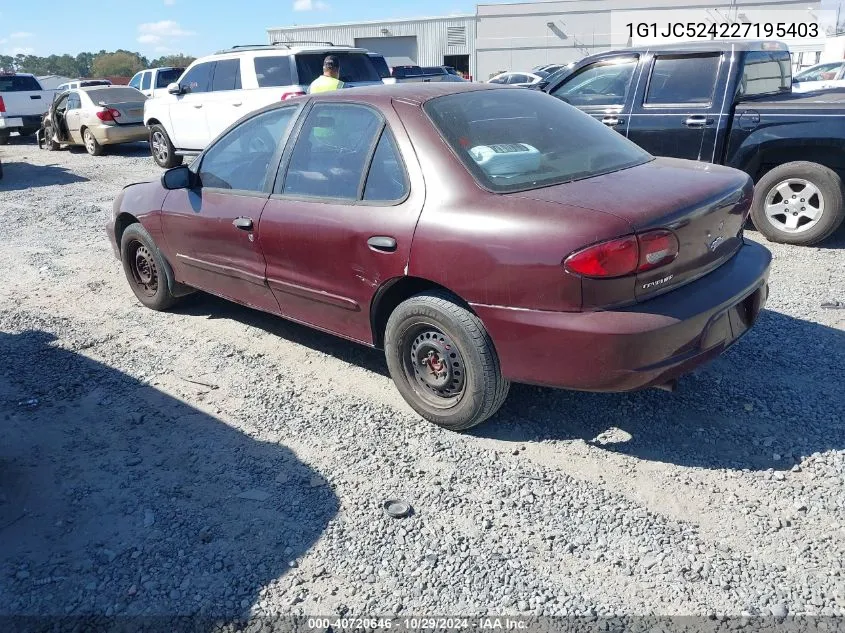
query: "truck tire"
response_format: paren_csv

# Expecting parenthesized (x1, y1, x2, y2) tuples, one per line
(384, 291, 510, 431)
(149, 124, 183, 168)
(751, 161, 845, 245)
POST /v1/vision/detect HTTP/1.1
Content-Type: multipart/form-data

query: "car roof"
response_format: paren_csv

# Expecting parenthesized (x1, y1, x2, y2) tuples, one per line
(211, 43, 366, 56)
(304, 81, 505, 105)
(600, 39, 789, 55)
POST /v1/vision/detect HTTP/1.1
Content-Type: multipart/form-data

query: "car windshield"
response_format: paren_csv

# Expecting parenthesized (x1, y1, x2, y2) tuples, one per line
(295, 52, 381, 84)
(156, 68, 183, 88)
(85, 87, 145, 103)
(0, 75, 41, 91)
(424, 88, 652, 193)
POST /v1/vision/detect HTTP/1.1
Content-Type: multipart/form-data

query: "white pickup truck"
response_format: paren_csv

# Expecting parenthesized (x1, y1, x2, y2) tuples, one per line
(0, 71, 52, 144)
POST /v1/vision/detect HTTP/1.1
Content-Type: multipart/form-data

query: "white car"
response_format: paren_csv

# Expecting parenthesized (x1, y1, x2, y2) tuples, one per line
(143, 43, 384, 167)
(791, 61, 845, 93)
(128, 67, 185, 99)
(487, 71, 547, 88)
(0, 71, 51, 144)
(55, 79, 112, 91)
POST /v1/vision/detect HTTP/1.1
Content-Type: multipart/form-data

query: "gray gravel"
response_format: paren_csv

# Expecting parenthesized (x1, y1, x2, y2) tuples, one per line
(1, 135, 844, 618)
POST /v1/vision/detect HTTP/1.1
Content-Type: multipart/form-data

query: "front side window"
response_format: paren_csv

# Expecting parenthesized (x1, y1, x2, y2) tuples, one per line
(129, 73, 142, 90)
(212, 59, 241, 91)
(552, 57, 638, 107)
(424, 88, 652, 193)
(181, 62, 214, 94)
(141, 72, 152, 91)
(507, 74, 528, 84)
(199, 107, 297, 192)
(282, 103, 382, 199)
(645, 54, 720, 105)
(363, 129, 409, 202)
(738, 52, 791, 98)
(254, 56, 293, 88)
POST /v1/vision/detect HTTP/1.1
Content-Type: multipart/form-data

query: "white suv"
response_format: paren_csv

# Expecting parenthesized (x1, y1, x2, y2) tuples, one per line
(144, 43, 383, 167)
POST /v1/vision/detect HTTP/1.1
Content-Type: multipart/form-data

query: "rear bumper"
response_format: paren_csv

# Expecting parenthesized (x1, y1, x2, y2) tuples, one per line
(472, 239, 772, 392)
(91, 124, 148, 145)
(0, 115, 41, 130)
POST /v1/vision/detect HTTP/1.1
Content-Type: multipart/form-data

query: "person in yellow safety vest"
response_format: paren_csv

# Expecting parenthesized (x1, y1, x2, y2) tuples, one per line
(309, 55, 344, 94)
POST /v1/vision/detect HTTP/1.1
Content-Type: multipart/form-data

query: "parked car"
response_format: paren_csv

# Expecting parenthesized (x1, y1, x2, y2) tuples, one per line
(128, 67, 185, 99)
(487, 71, 547, 87)
(533, 63, 566, 74)
(40, 85, 147, 156)
(143, 43, 383, 168)
(108, 83, 770, 431)
(540, 40, 845, 245)
(390, 65, 451, 82)
(791, 60, 845, 93)
(55, 79, 112, 91)
(0, 71, 51, 144)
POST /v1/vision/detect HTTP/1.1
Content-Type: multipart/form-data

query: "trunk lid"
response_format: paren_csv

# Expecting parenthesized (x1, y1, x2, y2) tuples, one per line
(515, 157, 752, 305)
(103, 101, 146, 125)
(86, 87, 146, 125)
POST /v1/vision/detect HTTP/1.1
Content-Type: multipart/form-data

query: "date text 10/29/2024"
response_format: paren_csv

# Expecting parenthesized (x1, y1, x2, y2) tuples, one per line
(626, 21, 819, 39)
(306, 618, 529, 630)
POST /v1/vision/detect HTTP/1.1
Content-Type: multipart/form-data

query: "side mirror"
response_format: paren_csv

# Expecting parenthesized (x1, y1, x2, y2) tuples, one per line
(161, 165, 195, 190)
(167, 82, 184, 95)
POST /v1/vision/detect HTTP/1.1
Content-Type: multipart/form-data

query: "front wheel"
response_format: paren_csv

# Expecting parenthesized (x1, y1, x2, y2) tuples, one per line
(119, 223, 181, 311)
(384, 292, 510, 431)
(751, 161, 845, 245)
(149, 124, 183, 168)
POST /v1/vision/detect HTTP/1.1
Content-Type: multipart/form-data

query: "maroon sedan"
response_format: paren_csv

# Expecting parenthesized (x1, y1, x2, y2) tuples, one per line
(107, 83, 771, 431)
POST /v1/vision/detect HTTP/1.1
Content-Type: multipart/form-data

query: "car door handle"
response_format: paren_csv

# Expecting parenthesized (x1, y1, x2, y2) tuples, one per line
(367, 236, 397, 252)
(232, 102, 243, 107)
(232, 217, 253, 231)
(193, 104, 204, 109)
(684, 115, 714, 128)
(601, 116, 623, 126)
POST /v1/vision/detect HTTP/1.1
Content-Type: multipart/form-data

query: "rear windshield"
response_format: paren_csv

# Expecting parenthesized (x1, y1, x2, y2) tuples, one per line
(424, 88, 652, 193)
(80, 80, 111, 87)
(85, 87, 146, 103)
(295, 52, 381, 84)
(369, 56, 390, 79)
(156, 68, 184, 88)
(0, 75, 41, 92)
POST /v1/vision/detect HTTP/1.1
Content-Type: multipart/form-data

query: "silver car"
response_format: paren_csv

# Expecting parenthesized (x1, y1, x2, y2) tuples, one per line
(42, 85, 148, 156)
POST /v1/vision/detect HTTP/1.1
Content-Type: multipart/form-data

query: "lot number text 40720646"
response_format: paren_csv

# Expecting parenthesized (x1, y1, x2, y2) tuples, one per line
(626, 21, 819, 39)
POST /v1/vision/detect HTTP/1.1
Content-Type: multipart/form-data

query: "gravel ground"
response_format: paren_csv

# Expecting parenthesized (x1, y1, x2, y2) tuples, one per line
(1, 135, 844, 619)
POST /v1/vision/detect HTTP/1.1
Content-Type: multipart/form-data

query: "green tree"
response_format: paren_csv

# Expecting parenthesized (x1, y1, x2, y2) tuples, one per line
(91, 50, 146, 77)
(0, 55, 15, 72)
(149, 54, 196, 69)
(75, 52, 95, 77)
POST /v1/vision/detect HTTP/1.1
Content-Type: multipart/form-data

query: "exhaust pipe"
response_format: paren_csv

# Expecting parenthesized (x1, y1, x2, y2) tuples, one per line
(652, 379, 677, 393)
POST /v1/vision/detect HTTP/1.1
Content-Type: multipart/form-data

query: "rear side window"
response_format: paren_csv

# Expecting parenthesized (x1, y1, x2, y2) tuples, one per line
(645, 54, 720, 105)
(157, 68, 183, 88)
(0, 75, 42, 91)
(369, 56, 390, 79)
(141, 72, 152, 91)
(739, 52, 791, 98)
(282, 103, 382, 199)
(295, 53, 381, 84)
(212, 59, 242, 91)
(363, 129, 409, 202)
(181, 62, 214, 93)
(425, 88, 652, 193)
(254, 56, 293, 88)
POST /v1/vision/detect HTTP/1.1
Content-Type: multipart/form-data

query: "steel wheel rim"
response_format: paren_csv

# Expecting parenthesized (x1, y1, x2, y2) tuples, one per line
(400, 322, 465, 409)
(84, 130, 95, 153)
(764, 178, 824, 233)
(151, 131, 168, 162)
(127, 240, 159, 297)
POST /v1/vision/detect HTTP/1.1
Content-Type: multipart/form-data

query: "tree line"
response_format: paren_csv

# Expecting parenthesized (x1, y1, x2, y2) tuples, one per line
(0, 50, 196, 78)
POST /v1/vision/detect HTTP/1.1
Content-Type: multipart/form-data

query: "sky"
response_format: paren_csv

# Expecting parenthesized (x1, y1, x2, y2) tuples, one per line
(0, 0, 474, 59)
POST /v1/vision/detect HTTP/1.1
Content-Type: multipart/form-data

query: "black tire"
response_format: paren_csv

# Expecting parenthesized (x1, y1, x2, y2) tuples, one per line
(751, 161, 845, 245)
(19, 127, 39, 137)
(384, 291, 510, 431)
(120, 223, 180, 311)
(43, 124, 60, 151)
(0, 131, 9, 145)
(83, 128, 104, 156)
(149, 124, 183, 168)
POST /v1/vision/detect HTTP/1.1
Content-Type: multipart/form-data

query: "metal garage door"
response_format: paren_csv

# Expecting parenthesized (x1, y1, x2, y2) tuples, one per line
(354, 36, 418, 66)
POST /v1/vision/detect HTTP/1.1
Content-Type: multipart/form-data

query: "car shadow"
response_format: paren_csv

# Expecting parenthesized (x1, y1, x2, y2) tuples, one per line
(0, 330, 339, 618)
(65, 142, 151, 158)
(176, 292, 389, 378)
(0, 162, 89, 190)
(476, 309, 845, 472)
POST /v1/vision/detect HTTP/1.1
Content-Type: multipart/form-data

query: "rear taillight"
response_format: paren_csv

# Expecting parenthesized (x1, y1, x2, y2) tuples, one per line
(281, 91, 306, 100)
(564, 230, 679, 278)
(96, 108, 121, 122)
(0, 96, 5, 113)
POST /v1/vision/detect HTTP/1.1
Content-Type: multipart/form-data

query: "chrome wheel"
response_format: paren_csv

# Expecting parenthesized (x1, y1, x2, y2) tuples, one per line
(400, 323, 465, 409)
(151, 130, 169, 163)
(84, 129, 96, 154)
(127, 240, 159, 298)
(764, 178, 824, 234)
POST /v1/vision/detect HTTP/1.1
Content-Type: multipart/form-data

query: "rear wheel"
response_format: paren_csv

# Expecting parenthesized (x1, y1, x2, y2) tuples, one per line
(384, 292, 509, 431)
(150, 124, 183, 168)
(751, 161, 845, 245)
(119, 223, 180, 311)
(83, 128, 104, 156)
(43, 124, 60, 151)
